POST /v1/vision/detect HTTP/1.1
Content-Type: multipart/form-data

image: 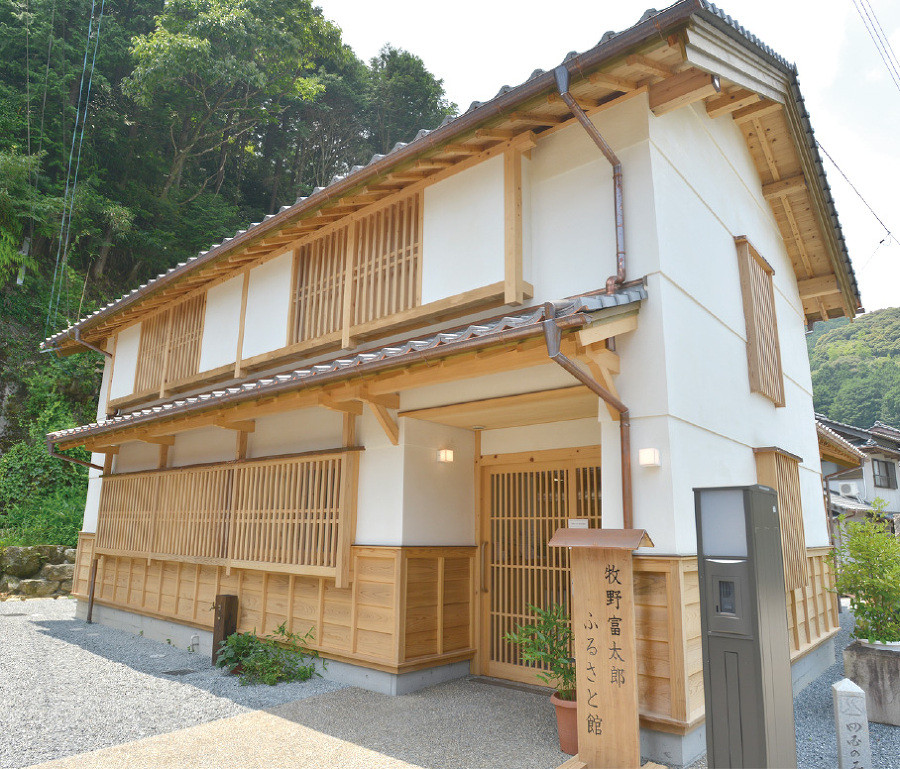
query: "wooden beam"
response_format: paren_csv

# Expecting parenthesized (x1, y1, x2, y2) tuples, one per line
(797, 275, 840, 299)
(588, 72, 639, 91)
(141, 435, 175, 446)
(762, 174, 807, 201)
(91, 445, 120, 454)
(234, 269, 251, 378)
(509, 111, 565, 126)
(706, 88, 761, 119)
(626, 54, 674, 79)
(649, 69, 721, 116)
(578, 311, 639, 347)
(504, 148, 524, 306)
(369, 402, 399, 446)
(318, 394, 364, 415)
(215, 419, 256, 433)
(731, 100, 782, 124)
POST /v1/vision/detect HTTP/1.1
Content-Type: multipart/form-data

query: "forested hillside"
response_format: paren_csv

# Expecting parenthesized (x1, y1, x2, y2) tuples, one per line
(0, 0, 456, 543)
(807, 307, 900, 428)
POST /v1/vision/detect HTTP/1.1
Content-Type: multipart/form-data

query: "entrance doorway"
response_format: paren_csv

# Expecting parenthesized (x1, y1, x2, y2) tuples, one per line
(479, 448, 602, 683)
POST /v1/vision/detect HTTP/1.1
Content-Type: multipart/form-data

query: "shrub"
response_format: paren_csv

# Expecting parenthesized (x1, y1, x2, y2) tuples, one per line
(831, 502, 900, 643)
(215, 623, 323, 686)
(505, 603, 576, 699)
(0, 488, 84, 547)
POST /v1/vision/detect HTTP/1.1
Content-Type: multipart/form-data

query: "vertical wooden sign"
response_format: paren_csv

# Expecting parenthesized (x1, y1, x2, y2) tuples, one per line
(549, 529, 653, 769)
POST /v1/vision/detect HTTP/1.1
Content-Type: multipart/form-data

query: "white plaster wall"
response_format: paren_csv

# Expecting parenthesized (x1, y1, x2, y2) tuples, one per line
(527, 94, 659, 302)
(82, 338, 115, 533)
(247, 407, 343, 458)
(480, 417, 602, 456)
(199, 275, 242, 371)
(114, 441, 160, 474)
(355, 409, 404, 546)
(863, 455, 900, 511)
(170, 426, 236, 467)
(421, 154, 504, 303)
(241, 251, 292, 360)
(401, 419, 476, 546)
(108, 323, 141, 400)
(646, 100, 828, 551)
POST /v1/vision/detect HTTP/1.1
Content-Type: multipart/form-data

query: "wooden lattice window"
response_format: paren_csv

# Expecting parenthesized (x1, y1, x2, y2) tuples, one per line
(755, 447, 808, 590)
(293, 228, 348, 343)
(350, 193, 421, 327)
(95, 451, 356, 580)
(133, 294, 206, 394)
(736, 237, 784, 407)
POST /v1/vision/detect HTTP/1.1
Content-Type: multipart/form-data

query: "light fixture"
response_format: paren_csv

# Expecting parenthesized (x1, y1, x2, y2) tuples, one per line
(436, 449, 454, 463)
(638, 448, 661, 468)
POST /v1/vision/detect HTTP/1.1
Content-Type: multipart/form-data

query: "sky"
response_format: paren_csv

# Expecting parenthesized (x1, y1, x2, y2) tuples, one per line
(317, 0, 900, 315)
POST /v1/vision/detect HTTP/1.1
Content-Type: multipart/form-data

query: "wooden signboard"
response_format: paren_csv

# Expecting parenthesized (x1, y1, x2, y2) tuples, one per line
(549, 528, 654, 769)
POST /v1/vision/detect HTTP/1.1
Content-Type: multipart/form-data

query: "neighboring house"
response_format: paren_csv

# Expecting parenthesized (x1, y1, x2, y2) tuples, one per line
(817, 414, 900, 535)
(42, 2, 861, 764)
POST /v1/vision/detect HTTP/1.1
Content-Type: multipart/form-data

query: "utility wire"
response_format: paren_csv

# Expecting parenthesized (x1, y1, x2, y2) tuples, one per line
(53, 0, 106, 324)
(851, 0, 900, 93)
(44, 0, 101, 337)
(817, 140, 894, 240)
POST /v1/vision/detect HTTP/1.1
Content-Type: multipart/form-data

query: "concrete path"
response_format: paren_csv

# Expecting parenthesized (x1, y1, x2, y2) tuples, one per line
(26, 679, 569, 769)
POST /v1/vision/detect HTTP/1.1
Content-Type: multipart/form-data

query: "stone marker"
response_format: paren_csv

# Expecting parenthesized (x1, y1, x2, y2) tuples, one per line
(833, 678, 872, 769)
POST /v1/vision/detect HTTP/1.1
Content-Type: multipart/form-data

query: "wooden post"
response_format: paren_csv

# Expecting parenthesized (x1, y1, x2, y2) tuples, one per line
(549, 528, 653, 769)
(85, 557, 100, 624)
(212, 594, 239, 665)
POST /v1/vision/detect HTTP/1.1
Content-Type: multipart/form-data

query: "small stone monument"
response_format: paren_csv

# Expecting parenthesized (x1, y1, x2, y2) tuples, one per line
(833, 678, 872, 769)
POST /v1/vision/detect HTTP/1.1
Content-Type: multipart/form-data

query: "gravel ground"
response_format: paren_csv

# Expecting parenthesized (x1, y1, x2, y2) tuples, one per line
(688, 599, 900, 769)
(0, 597, 345, 769)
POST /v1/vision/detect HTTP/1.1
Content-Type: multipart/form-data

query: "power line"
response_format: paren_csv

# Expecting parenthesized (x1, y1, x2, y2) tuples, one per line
(851, 0, 900, 93)
(817, 140, 894, 240)
(44, 0, 104, 336)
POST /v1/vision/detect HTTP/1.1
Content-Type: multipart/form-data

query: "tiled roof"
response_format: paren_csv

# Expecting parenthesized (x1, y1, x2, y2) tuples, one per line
(816, 420, 865, 462)
(47, 288, 646, 444)
(40, 0, 860, 351)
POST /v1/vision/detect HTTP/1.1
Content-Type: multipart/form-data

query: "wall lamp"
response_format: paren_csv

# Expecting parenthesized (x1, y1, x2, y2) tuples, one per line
(638, 448, 661, 468)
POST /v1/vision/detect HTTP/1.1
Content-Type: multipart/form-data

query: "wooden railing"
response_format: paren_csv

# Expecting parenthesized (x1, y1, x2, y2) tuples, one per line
(95, 451, 359, 585)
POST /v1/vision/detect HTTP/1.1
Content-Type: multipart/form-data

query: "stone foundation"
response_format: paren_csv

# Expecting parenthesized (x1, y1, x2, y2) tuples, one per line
(0, 545, 76, 598)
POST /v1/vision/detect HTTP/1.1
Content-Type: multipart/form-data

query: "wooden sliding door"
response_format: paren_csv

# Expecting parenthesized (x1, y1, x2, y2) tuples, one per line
(479, 448, 601, 683)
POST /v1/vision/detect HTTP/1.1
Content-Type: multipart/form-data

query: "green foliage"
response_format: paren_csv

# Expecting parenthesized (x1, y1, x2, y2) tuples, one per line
(505, 603, 576, 699)
(0, 487, 84, 546)
(808, 308, 900, 427)
(215, 623, 322, 686)
(831, 503, 900, 643)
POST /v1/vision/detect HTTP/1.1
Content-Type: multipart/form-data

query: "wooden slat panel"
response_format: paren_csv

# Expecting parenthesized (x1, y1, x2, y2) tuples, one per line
(294, 230, 346, 343)
(736, 238, 785, 407)
(134, 313, 168, 393)
(94, 453, 352, 578)
(755, 449, 808, 590)
(133, 293, 205, 394)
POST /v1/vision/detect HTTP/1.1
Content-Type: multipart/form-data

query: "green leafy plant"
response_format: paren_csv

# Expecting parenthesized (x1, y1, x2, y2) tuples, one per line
(215, 623, 323, 686)
(831, 501, 900, 643)
(505, 603, 575, 700)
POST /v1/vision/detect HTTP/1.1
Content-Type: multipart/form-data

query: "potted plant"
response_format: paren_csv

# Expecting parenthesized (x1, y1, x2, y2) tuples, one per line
(832, 501, 900, 725)
(505, 603, 578, 755)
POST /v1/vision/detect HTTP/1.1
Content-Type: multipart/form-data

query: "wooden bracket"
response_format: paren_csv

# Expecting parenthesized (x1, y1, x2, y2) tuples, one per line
(581, 343, 622, 421)
(649, 68, 721, 116)
(369, 402, 400, 446)
(215, 419, 256, 433)
(141, 435, 175, 446)
(578, 309, 638, 348)
(706, 88, 761, 119)
(318, 394, 364, 415)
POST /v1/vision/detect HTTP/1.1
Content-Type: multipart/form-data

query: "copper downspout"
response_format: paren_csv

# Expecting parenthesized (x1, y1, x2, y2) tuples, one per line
(46, 437, 105, 471)
(554, 66, 626, 295)
(543, 316, 633, 529)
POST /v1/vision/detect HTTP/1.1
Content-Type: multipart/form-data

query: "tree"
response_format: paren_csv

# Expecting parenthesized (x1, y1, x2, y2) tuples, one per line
(124, 0, 342, 199)
(366, 45, 457, 155)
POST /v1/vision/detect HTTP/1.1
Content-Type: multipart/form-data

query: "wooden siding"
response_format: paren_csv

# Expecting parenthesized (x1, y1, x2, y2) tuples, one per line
(73, 534, 475, 672)
(134, 293, 206, 396)
(755, 447, 809, 590)
(736, 237, 785, 407)
(785, 547, 839, 659)
(96, 451, 358, 583)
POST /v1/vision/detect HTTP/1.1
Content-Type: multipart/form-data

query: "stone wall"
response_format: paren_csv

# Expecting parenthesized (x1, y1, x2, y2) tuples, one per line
(0, 546, 76, 597)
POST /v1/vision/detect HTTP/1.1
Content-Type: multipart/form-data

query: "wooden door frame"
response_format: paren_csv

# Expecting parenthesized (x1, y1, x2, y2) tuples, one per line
(474, 444, 602, 677)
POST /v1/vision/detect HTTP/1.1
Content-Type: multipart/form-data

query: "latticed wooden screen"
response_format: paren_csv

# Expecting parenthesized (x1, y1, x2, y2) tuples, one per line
(755, 447, 808, 590)
(736, 237, 785, 406)
(350, 194, 421, 326)
(293, 228, 348, 343)
(483, 459, 601, 680)
(96, 452, 353, 578)
(133, 293, 206, 393)
(290, 191, 421, 344)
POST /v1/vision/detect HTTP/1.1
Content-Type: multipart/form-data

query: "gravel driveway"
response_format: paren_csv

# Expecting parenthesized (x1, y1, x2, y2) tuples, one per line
(0, 598, 344, 769)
